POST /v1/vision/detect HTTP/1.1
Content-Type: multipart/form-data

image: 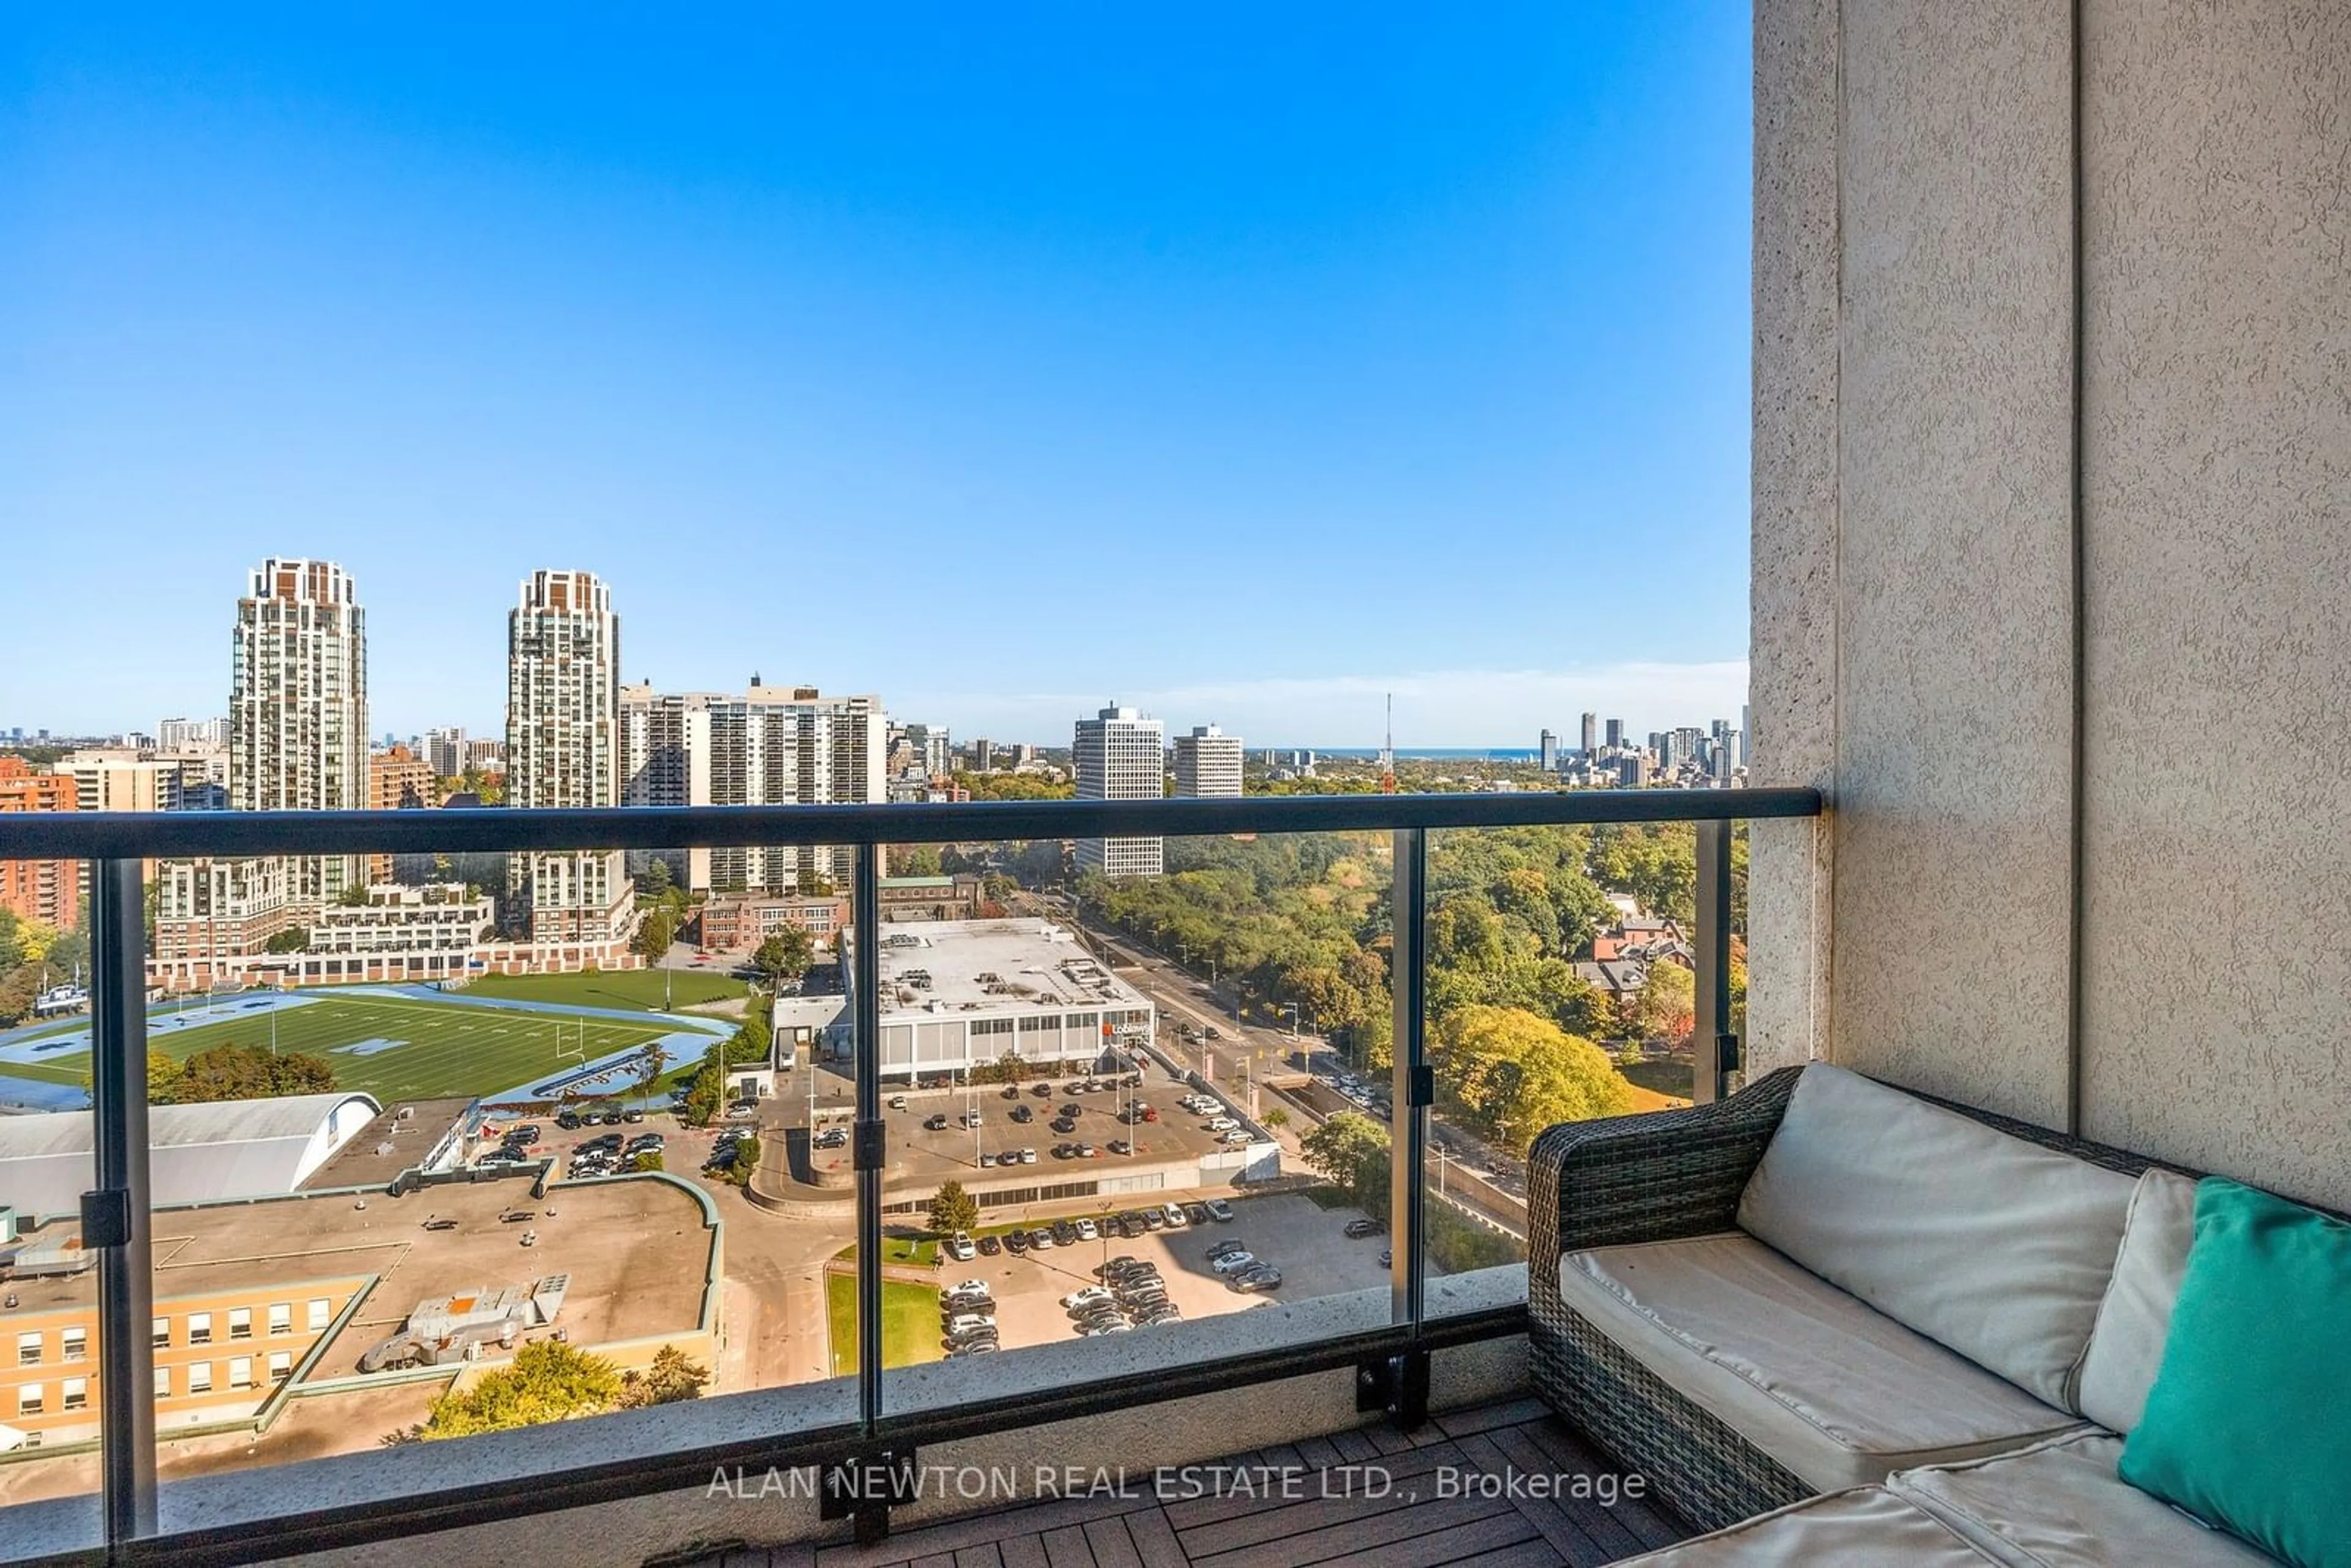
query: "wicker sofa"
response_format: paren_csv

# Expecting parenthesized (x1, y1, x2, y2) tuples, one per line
(1527, 1062, 2283, 1564)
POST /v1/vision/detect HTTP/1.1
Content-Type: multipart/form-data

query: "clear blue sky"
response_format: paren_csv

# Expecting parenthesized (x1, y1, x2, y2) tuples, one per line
(1, 4, 1752, 748)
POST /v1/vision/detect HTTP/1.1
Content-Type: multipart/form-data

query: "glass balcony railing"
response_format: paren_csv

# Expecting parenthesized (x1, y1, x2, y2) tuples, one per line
(0, 787, 1817, 1559)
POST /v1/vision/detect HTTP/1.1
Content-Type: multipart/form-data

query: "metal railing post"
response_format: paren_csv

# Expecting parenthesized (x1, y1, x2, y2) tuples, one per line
(87, 858, 158, 1544)
(850, 844, 883, 1431)
(1693, 820, 1736, 1104)
(1388, 829, 1428, 1333)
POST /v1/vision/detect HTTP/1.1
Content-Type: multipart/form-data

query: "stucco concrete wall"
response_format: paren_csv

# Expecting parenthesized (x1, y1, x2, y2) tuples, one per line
(1745, 0, 1840, 1077)
(1755, 0, 2351, 1205)
(2077, 1, 2351, 1209)
(1751, 0, 2077, 1125)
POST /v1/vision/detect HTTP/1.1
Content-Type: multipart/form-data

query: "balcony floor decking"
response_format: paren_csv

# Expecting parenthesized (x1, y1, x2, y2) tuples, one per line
(683, 1398, 1692, 1568)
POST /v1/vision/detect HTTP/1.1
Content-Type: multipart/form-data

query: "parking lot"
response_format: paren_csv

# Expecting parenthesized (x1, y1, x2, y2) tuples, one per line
(784, 1076, 1258, 1190)
(902, 1191, 1393, 1362)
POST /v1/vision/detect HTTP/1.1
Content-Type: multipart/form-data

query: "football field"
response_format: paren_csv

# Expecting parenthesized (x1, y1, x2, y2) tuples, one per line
(1, 994, 700, 1105)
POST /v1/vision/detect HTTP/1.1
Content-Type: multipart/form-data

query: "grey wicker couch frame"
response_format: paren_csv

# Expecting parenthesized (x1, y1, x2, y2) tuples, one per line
(1525, 1063, 2203, 1536)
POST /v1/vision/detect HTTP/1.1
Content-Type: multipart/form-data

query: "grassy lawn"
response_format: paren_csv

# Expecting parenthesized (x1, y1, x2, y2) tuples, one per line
(461, 969, 748, 1011)
(824, 1272, 943, 1376)
(3, 995, 680, 1104)
(834, 1234, 942, 1267)
(1621, 1057, 1694, 1105)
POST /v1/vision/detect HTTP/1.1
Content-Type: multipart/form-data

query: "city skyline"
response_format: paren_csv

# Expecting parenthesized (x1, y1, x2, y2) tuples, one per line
(4, 8, 1752, 746)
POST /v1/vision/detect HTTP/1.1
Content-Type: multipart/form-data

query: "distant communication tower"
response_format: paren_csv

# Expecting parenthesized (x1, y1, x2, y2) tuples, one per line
(1380, 693, 1397, 794)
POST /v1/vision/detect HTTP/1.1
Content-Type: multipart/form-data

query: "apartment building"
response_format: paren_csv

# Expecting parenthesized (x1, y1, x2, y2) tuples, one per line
(498, 570, 636, 970)
(619, 680, 888, 895)
(156, 717, 229, 749)
(0, 759, 78, 931)
(1171, 723, 1243, 799)
(366, 745, 438, 882)
(230, 558, 367, 904)
(1073, 704, 1163, 878)
(4, 1273, 369, 1448)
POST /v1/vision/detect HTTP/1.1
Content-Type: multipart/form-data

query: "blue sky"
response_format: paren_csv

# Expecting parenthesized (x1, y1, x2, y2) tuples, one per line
(1, 5, 1752, 747)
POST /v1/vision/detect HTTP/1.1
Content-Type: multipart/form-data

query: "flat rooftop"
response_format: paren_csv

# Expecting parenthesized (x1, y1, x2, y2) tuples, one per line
(873, 919, 1153, 1019)
(299, 1096, 474, 1190)
(1, 1174, 716, 1369)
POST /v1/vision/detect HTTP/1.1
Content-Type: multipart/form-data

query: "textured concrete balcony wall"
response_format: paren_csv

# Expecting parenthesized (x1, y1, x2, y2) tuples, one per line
(1752, 0, 2351, 1209)
(2077, 2, 2351, 1210)
(1748, 0, 2078, 1126)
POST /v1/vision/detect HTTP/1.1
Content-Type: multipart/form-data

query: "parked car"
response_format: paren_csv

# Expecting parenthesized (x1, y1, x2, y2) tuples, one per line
(1142, 1208, 1166, 1231)
(1204, 1198, 1235, 1222)
(1061, 1286, 1113, 1311)
(888, 1094, 908, 1111)
(1004, 1229, 1030, 1255)
(1210, 1250, 1258, 1275)
(1220, 1130, 1251, 1147)
(1205, 1238, 1249, 1260)
(1010, 1105, 1034, 1123)
(1108, 1139, 1131, 1156)
(1378, 1248, 1393, 1268)
(978, 1152, 997, 1168)
(504, 1124, 542, 1146)
(1160, 1202, 1189, 1229)
(1119, 1213, 1147, 1238)
(1051, 1219, 1080, 1246)
(1205, 1117, 1239, 1133)
(1229, 1266, 1283, 1293)
(1028, 1228, 1055, 1250)
(813, 1127, 848, 1150)
(943, 1312, 994, 1335)
(977, 1234, 1002, 1256)
(621, 1108, 646, 1123)
(924, 1113, 949, 1131)
(1031, 1083, 1054, 1098)
(1185, 1202, 1210, 1226)
(1076, 1143, 1099, 1158)
(961, 1111, 982, 1129)
(1074, 1218, 1098, 1241)
(948, 1233, 977, 1262)
(1000, 1085, 1022, 1100)
(1344, 1218, 1387, 1239)
(1019, 1147, 1038, 1164)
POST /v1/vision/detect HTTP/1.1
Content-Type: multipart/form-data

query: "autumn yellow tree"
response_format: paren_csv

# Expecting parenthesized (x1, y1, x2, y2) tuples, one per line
(1434, 1003, 1635, 1153)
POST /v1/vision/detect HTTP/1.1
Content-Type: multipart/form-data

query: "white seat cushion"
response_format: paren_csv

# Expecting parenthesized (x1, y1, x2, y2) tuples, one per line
(1736, 1063, 2138, 1411)
(1891, 1429, 2279, 1566)
(1611, 1486, 2000, 1566)
(2074, 1168, 2199, 1435)
(1559, 1234, 2085, 1493)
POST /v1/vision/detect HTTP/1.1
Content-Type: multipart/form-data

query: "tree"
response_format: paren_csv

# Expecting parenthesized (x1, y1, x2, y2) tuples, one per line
(752, 927, 814, 986)
(638, 859, 675, 898)
(927, 1179, 980, 1236)
(796, 868, 836, 897)
(400, 1341, 624, 1442)
(1434, 1004, 1635, 1153)
(716, 1133, 760, 1187)
(1262, 1106, 1291, 1130)
(625, 1150, 665, 1174)
(618, 1344, 709, 1408)
(890, 845, 945, 878)
(264, 927, 312, 955)
(633, 906, 677, 962)
(631, 1043, 666, 1098)
(1635, 962, 1697, 1046)
(1299, 1112, 1390, 1212)
(169, 1042, 337, 1105)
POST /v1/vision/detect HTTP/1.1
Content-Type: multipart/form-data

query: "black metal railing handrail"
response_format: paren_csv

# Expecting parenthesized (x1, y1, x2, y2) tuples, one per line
(0, 785, 1820, 860)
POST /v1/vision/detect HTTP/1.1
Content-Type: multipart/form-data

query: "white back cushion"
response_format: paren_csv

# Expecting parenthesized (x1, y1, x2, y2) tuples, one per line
(1736, 1064, 2136, 1409)
(2074, 1167, 2199, 1434)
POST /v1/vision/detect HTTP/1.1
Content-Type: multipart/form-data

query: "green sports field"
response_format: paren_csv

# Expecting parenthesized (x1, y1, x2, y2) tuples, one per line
(460, 969, 749, 1011)
(3, 994, 710, 1105)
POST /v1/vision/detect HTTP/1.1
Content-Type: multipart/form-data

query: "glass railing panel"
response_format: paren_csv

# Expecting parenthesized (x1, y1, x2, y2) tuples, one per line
(0, 855, 100, 1523)
(876, 826, 1395, 1409)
